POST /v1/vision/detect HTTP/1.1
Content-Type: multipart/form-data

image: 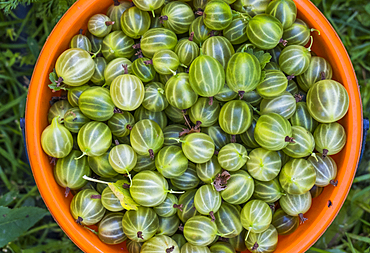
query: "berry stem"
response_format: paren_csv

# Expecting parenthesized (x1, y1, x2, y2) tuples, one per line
(91, 195, 101, 199)
(166, 246, 175, 253)
(330, 179, 338, 186)
(132, 43, 141, 49)
(208, 97, 214, 105)
(157, 88, 165, 94)
(287, 75, 295, 80)
(169, 189, 185, 194)
(322, 149, 329, 158)
(298, 213, 308, 224)
(173, 204, 183, 212)
(105, 21, 115, 26)
(311, 28, 321, 35)
(307, 36, 314, 51)
(113, 0, 120, 6)
(74, 152, 87, 160)
(122, 64, 128, 74)
(65, 187, 70, 198)
(83, 175, 110, 185)
(279, 38, 288, 46)
(79, 29, 83, 35)
(189, 32, 195, 41)
(151, 10, 155, 18)
(169, 137, 186, 143)
(238, 90, 245, 99)
(84, 226, 98, 235)
(144, 59, 153, 65)
(321, 71, 326, 80)
(231, 135, 236, 143)
(126, 124, 133, 130)
(76, 216, 83, 225)
(209, 211, 216, 222)
(195, 10, 203, 16)
(149, 149, 155, 160)
(252, 242, 259, 251)
(115, 139, 120, 145)
(285, 136, 295, 143)
(195, 121, 202, 130)
(137, 231, 144, 239)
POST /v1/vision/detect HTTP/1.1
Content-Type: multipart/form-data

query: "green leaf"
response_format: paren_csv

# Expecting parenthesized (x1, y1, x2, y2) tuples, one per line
(244, 47, 272, 69)
(347, 233, 370, 244)
(108, 180, 140, 211)
(26, 37, 39, 59)
(0, 191, 19, 207)
(0, 206, 48, 248)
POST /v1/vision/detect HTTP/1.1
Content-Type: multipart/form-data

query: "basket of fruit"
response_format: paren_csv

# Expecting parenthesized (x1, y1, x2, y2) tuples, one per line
(25, 0, 363, 252)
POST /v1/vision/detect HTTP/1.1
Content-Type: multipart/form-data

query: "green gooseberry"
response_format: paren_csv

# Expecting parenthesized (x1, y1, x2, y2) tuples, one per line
(98, 212, 127, 245)
(221, 170, 254, 205)
(241, 89, 262, 106)
(101, 186, 124, 212)
(132, 0, 165, 17)
(172, 234, 186, 250)
(107, 112, 135, 138)
(282, 18, 319, 46)
(196, 156, 222, 184)
(141, 28, 178, 58)
(229, 229, 247, 252)
(90, 57, 107, 86)
(279, 158, 316, 195)
(133, 155, 156, 172)
(194, 185, 222, 220)
(223, 18, 249, 45)
(63, 108, 90, 133)
(175, 34, 200, 66)
(246, 147, 282, 181)
(130, 171, 182, 207)
(110, 74, 145, 111)
(313, 123, 346, 157)
(122, 206, 159, 242)
(265, 0, 297, 29)
(283, 126, 316, 158)
(70, 189, 106, 226)
(78, 87, 115, 121)
(189, 97, 220, 128)
(279, 191, 312, 223)
(77, 121, 112, 158)
(219, 100, 253, 137)
(142, 82, 168, 112)
(256, 70, 288, 98)
(132, 57, 156, 83)
(310, 184, 324, 198)
(279, 42, 313, 77)
(153, 193, 181, 217)
(121, 6, 151, 39)
(88, 152, 119, 178)
(189, 16, 212, 45)
(54, 150, 91, 197)
(165, 73, 198, 110)
(271, 208, 299, 236)
(41, 116, 73, 158)
(165, 104, 186, 124)
(48, 100, 73, 124)
(141, 235, 180, 252)
(127, 240, 143, 253)
(202, 36, 235, 69)
(134, 106, 168, 129)
(254, 113, 293, 151)
(210, 242, 235, 253)
(174, 133, 215, 163)
(70, 31, 91, 52)
(241, 200, 272, 235)
(306, 80, 349, 123)
(151, 49, 183, 75)
(155, 146, 188, 178)
(157, 215, 181, 237)
(240, 118, 260, 149)
(247, 14, 283, 50)
(87, 14, 113, 37)
(201, 0, 233, 30)
(171, 162, 200, 190)
(177, 189, 198, 223)
(55, 48, 94, 86)
(297, 56, 333, 92)
(290, 102, 318, 133)
(245, 224, 278, 253)
(163, 124, 185, 147)
(218, 143, 249, 171)
(109, 144, 137, 179)
(253, 178, 285, 203)
(67, 85, 89, 107)
(202, 125, 231, 151)
(107, 0, 131, 31)
(160, 1, 195, 34)
(104, 57, 132, 86)
(214, 83, 238, 102)
(307, 153, 338, 187)
(260, 91, 297, 119)
(214, 203, 243, 238)
(102, 31, 135, 61)
(233, 0, 270, 16)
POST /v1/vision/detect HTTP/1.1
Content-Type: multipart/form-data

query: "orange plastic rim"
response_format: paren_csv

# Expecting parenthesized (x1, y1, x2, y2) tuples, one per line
(26, 0, 363, 252)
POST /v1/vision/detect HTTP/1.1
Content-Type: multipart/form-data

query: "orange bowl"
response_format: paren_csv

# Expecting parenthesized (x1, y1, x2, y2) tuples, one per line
(26, 0, 363, 252)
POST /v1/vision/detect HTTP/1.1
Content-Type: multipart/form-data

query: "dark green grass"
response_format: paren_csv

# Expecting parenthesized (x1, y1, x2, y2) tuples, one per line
(0, 0, 369, 252)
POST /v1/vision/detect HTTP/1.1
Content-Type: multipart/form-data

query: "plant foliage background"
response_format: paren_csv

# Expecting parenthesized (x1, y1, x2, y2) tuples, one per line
(0, 0, 369, 252)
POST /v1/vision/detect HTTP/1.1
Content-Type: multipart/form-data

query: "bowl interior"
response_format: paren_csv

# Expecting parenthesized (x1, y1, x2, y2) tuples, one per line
(26, 0, 363, 252)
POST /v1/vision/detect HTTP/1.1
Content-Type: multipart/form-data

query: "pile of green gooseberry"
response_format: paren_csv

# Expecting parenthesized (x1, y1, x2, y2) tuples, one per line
(41, 0, 350, 251)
